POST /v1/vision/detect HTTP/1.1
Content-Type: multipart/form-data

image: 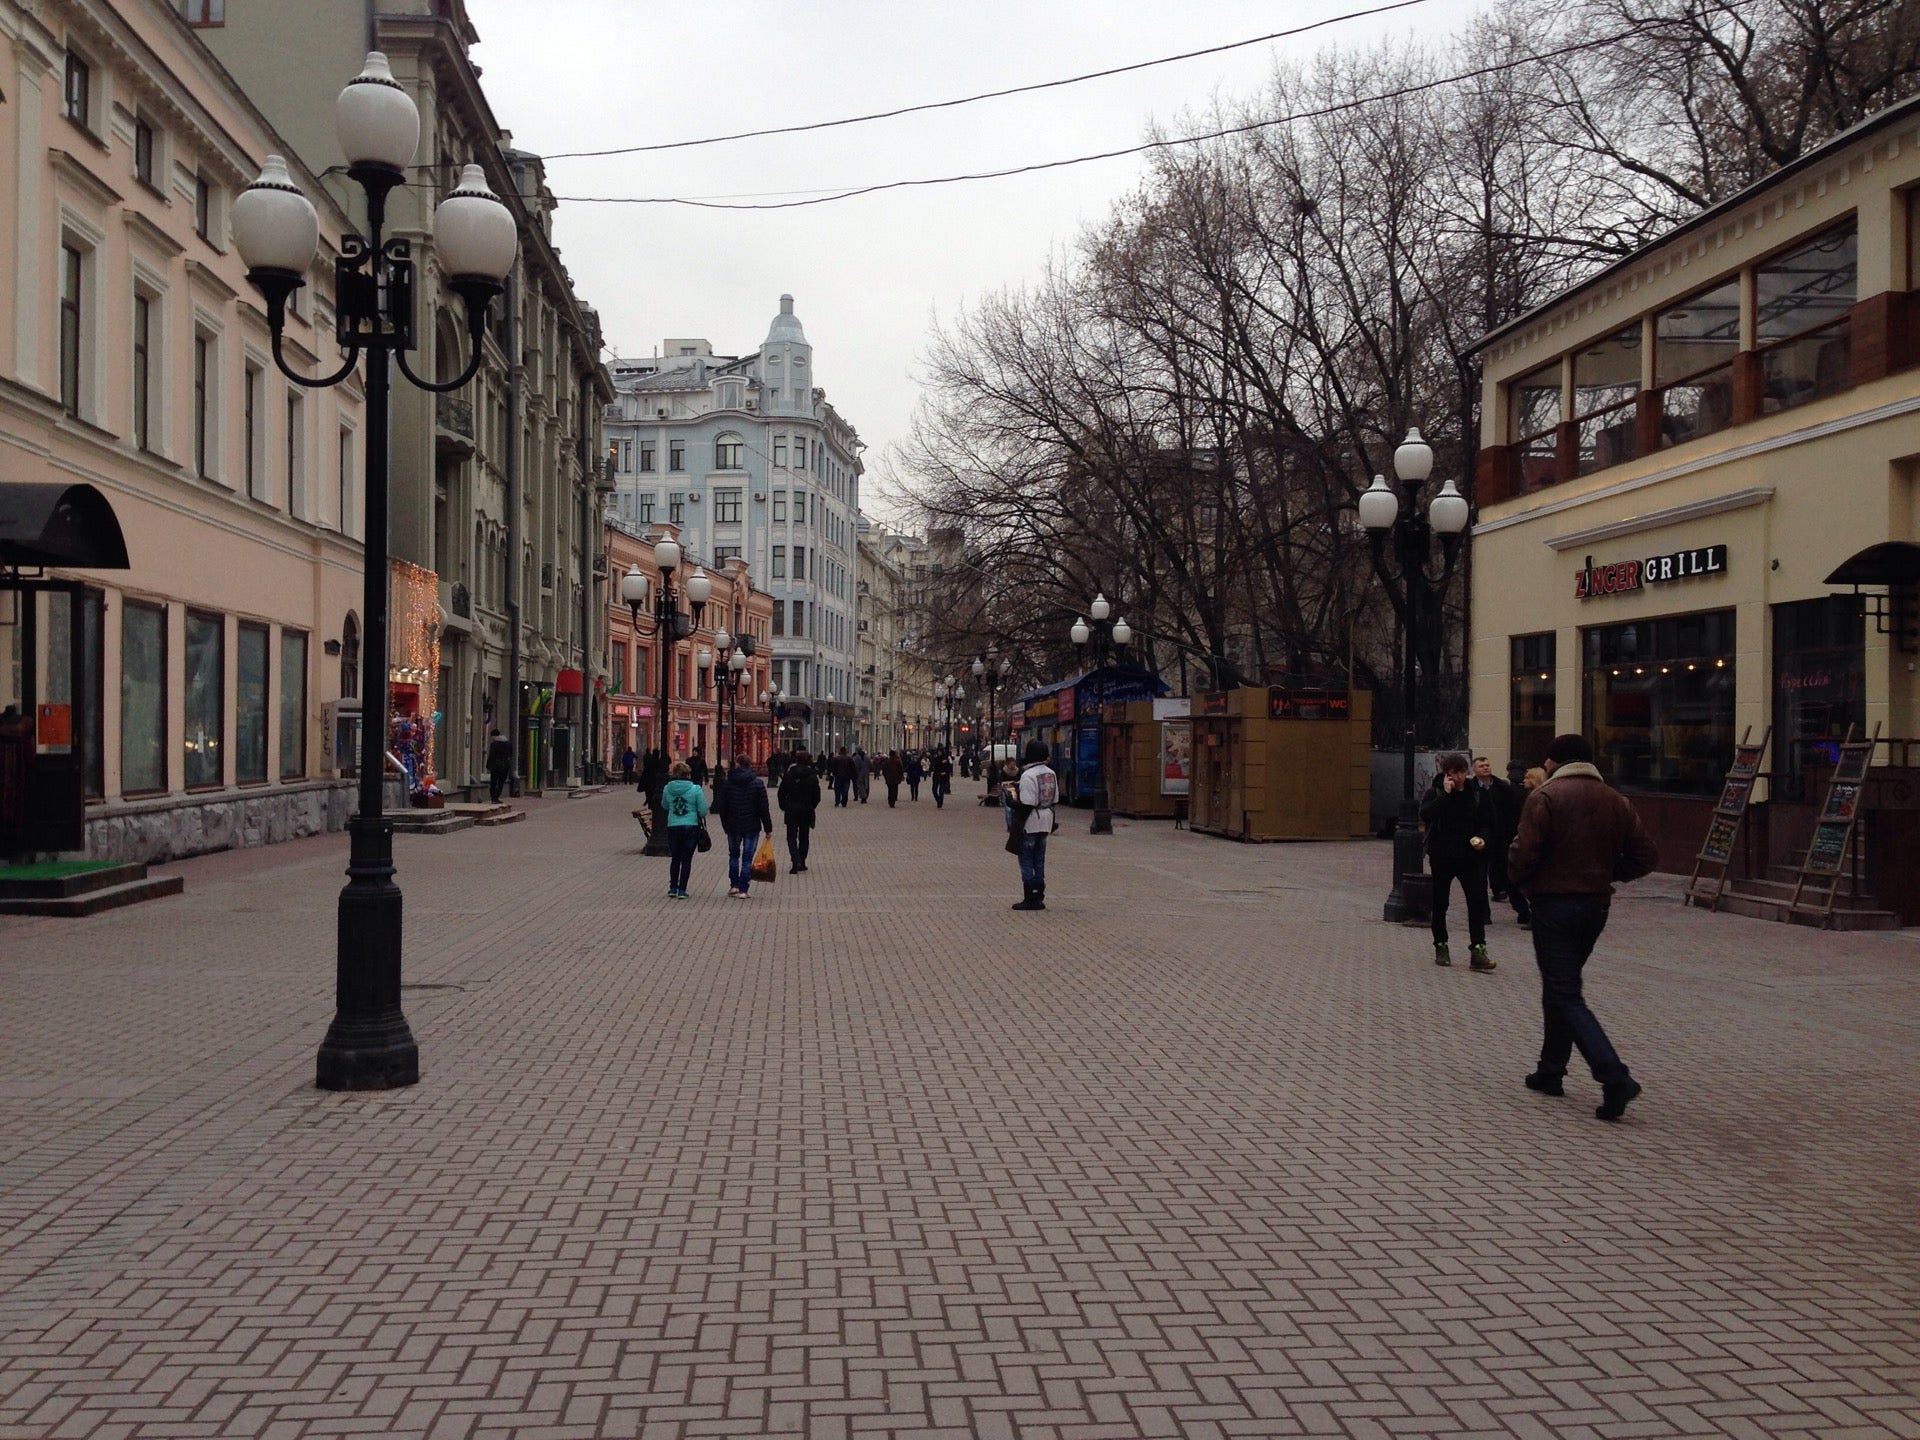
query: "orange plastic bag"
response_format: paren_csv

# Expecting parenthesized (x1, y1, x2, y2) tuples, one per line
(751, 833, 777, 882)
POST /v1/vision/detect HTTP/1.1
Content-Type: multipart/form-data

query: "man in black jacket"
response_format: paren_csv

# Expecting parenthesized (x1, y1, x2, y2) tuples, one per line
(718, 758, 775, 897)
(1472, 756, 1520, 903)
(486, 728, 513, 803)
(1420, 755, 1496, 971)
(777, 750, 822, 873)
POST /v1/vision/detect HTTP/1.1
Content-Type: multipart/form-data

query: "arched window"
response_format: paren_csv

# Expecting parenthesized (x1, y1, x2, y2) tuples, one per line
(340, 613, 360, 698)
(714, 433, 744, 470)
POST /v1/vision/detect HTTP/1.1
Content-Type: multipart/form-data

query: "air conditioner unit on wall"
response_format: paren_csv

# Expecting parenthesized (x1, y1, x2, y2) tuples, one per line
(656, 408, 668, 418)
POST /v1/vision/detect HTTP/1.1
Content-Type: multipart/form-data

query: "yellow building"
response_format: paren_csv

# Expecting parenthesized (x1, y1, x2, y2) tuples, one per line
(1470, 96, 1919, 898)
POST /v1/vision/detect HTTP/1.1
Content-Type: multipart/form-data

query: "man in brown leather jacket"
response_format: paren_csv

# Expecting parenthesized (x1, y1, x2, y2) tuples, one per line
(1507, 733, 1660, 1121)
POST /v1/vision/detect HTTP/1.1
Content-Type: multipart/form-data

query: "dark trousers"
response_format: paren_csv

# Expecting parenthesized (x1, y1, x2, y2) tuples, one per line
(488, 767, 508, 803)
(1530, 895, 1630, 1086)
(786, 819, 810, 869)
(933, 778, 948, 807)
(908, 779, 920, 800)
(833, 780, 850, 806)
(1429, 852, 1489, 946)
(1487, 842, 1512, 899)
(886, 781, 900, 807)
(666, 826, 698, 892)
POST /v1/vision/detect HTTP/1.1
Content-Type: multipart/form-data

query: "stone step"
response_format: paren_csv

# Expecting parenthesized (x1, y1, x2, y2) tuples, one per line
(567, 785, 609, 799)
(0, 873, 184, 917)
(1709, 887, 1900, 931)
(1725, 876, 1887, 910)
(388, 811, 476, 836)
(444, 802, 524, 827)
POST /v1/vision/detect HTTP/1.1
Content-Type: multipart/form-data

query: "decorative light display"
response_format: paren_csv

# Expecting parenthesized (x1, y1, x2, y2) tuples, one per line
(390, 559, 441, 778)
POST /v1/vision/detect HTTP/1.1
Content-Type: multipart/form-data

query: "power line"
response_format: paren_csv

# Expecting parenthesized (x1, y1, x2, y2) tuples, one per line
(541, 0, 1440, 161)
(547, 28, 1645, 213)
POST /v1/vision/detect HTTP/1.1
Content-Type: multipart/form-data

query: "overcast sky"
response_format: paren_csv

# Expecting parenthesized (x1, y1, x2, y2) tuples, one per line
(466, 0, 1490, 519)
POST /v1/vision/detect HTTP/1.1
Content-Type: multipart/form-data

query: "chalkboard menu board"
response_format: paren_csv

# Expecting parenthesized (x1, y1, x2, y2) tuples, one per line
(1803, 819, 1851, 875)
(1787, 727, 1878, 918)
(1697, 733, 1766, 902)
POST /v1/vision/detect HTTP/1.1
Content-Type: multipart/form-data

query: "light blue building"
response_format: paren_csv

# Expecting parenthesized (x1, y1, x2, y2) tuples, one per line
(603, 297, 863, 753)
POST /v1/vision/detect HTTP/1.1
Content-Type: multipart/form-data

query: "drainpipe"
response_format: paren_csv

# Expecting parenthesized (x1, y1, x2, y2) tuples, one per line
(504, 269, 522, 798)
(577, 366, 595, 786)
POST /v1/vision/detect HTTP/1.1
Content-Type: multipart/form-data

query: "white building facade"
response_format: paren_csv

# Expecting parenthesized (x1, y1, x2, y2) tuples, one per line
(603, 296, 863, 753)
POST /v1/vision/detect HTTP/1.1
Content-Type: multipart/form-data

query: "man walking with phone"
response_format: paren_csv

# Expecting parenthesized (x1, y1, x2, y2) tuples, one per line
(1508, 733, 1660, 1122)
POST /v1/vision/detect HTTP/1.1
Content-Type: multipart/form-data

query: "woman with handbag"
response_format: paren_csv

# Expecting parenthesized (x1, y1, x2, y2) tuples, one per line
(660, 760, 710, 900)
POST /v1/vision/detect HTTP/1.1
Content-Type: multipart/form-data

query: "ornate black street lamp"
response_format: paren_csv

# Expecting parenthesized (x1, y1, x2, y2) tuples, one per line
(971, 648, 1012, 764)
(233, 52, 517, 1091)
(762, 684, 781, 757)
(710, 623, 755, 762)
(1358, 428, 1470, 923)
(619, 546, 708, 855)
(1070, 595, 1133, 835)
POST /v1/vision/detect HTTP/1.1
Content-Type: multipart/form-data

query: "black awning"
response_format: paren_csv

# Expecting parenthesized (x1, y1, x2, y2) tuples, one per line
(1824, 541, 1920, 588)
(0, 482, 130, 569)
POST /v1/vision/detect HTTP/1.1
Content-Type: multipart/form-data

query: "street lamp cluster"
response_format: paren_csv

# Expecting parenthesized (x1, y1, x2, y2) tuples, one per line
(620, 545, 706, 855)
(971, 648, 1011, 761)
(233, 52, 518, 1092)
(700, 622, 754, 762)
(1359, 428, 1469, 923)
(1070, 594, 1132, 834)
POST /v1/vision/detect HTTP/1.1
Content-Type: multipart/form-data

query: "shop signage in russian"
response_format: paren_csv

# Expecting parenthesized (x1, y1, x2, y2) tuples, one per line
(1199, 691, 1230, 716)
(1057, 689, 1077, 723)
(1268, 687, 1350, 720)
(1575, 544, 1727, 600)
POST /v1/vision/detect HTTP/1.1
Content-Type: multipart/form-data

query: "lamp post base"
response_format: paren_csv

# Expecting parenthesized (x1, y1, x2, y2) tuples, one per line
(1090, 799, 1113, 835)
(641, 801, 670, 856)
(317, 815, 418, 1090)
(1381, 811, 1427, 924)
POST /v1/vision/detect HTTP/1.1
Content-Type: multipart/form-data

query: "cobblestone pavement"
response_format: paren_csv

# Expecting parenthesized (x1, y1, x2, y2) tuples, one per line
(2, 787, 1917, 1439)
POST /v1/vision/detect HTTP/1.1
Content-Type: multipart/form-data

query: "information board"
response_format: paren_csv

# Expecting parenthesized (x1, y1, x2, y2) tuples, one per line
(1686, 730, 1769, 904)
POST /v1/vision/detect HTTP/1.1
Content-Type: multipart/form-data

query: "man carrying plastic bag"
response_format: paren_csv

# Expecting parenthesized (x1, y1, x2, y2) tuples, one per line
(719, 757, 775, 897)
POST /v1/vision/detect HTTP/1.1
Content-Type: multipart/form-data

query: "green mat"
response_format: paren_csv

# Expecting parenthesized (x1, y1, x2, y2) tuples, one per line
(0, 860, 121, 880)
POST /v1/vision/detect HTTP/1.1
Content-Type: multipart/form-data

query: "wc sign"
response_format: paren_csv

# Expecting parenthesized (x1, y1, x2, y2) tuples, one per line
(1575, 544, 1727, 600)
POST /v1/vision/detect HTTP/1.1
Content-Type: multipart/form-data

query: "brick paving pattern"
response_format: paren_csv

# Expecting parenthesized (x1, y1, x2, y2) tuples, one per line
(2, 786, 1917, 1438)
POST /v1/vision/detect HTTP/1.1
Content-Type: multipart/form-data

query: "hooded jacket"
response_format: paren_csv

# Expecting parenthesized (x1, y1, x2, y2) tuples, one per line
(778, 762, 822, 826)
(1507, 761, 1659, 897)
(718, 763, 774, 837)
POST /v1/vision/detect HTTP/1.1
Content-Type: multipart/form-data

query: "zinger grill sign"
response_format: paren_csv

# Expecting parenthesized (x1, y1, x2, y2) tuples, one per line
(1575, 544, 1727, 600)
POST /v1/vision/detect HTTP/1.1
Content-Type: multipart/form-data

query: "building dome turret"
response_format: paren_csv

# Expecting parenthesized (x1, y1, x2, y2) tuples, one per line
(765, 293, 808, 346)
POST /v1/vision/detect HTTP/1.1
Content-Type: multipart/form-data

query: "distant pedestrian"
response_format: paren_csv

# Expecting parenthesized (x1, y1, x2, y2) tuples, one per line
(718, 757, 775, 897)
(1473, 756, 1519, 903)
(1508, 733, 1659, 1122)
(486, 727, 513, 803)
(620, 744, 637, 785)
(1510, 766, 1547, 927)
(1006, 739, 1059, 911)
(688, 747, 709, 788)
(1420, 755, 1496, 971)
(904, 752, 924, 801)
(768, 750, 789, 788)
(882, 750, 904, 807)
(931, 750, 953, 808)
(778, 748, 822, 873)
(660, 760, 709, 900)
(830, 747, 853, 807)
(853, 748, 871, 804)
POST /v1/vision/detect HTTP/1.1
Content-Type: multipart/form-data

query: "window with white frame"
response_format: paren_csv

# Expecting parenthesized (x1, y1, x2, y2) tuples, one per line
(714, 433, 744, 470)
(63, 51, 92, 131)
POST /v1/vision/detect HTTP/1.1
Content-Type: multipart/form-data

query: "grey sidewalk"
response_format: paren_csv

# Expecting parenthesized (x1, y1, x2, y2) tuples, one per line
(2, 790, 1917, 1438)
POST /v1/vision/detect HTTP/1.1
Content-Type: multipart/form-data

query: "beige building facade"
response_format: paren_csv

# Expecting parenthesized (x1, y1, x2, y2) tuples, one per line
(1, 0, 368, 862)
(1470, 96, 1920, 877)
(194, 0, 612, 794)
(855, 519, 935, 754)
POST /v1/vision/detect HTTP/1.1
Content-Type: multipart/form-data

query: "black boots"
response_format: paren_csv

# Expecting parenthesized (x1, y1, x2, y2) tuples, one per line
(1012, 884, 1046, 911)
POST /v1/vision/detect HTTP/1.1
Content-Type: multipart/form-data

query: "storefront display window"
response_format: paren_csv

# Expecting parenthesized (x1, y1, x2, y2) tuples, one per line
(1583, 610, 1735, 795)
(184, 611, 223, 788)
(236, 622, 268, 784)
(1772, 597, 1864, 800)
(1509, 633, 1556, 769)
(121, 602, 166, 793)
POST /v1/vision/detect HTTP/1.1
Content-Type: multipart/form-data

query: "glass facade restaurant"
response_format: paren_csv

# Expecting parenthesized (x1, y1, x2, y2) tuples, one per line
(1583, 611, 1736, 796)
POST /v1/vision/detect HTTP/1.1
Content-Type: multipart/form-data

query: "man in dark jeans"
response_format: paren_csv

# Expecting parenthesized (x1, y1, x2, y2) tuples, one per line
(1508, 733, 1660, 1122)
(1419, 755, 1496, 971)
(486, 728, 513, 803)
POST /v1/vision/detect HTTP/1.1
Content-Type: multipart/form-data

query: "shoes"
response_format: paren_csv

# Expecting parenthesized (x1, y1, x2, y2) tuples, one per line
(1012, 884, 1043, 911)
(727, 888, 742, 898)
(1433, 942, 1452, 967)
(1524, 1071, 1565, 1097)
(1469, 944, 1497, 972)
(1492, 890, 1510, 902)
(1596, 1079, 1643, 1122)
(792, 863, 807, 873)
(1517, 917, 1532, 930)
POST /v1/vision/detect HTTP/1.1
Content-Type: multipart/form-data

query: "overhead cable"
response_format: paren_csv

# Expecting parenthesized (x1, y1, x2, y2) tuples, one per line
(541, 0, 1440, 160)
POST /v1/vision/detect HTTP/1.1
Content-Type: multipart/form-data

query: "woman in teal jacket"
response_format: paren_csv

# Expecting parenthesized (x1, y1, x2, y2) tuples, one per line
(661, 760, 709, 898)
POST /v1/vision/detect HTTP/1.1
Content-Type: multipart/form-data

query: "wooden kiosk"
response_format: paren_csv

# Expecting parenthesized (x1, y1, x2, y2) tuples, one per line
(1100, 698, 1187, 819)
(1187, 686, 1373, 840)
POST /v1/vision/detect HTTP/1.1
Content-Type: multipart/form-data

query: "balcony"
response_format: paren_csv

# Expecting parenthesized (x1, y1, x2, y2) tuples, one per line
(436, 395, 476, 456)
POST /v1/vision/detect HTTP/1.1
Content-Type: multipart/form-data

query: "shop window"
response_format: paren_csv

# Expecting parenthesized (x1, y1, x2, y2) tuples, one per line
(236, 622, 268, 784)
(1583, 610, 1736, 795)
(184, 611, 223, 788)
(1654, 278, 1739, 449)
(280, 629, 307, 778)
(1771, 597, 1864, 801)
(45, 589, 104, 798)
(121, 601, 167, 794)
(1572, 325, 1642, 475)
(1509, 633, 1556, 770)
(1756, 222, 1856, 414)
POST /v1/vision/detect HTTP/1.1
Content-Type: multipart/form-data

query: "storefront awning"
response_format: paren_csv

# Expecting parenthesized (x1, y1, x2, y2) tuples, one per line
(0, 482, 130, 569)
(1825, 542, 1920, 588)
